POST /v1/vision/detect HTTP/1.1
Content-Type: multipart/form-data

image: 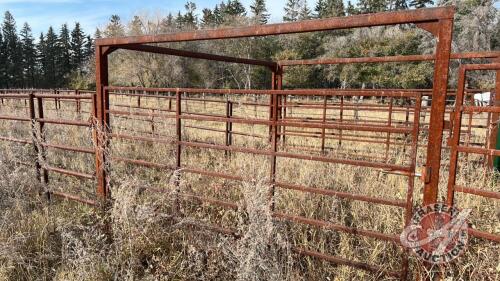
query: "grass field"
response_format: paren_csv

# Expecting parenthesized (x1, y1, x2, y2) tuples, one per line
(0, 91, 498, 280)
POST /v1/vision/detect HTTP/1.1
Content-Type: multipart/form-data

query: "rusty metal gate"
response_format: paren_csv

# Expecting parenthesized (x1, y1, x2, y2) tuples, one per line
(447, 63, 500, 243)
(1, 6, 500, 280)
(100, 86, 424, 278)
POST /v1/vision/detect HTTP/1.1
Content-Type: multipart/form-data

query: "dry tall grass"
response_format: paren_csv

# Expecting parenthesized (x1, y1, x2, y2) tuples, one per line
(0, 94, 498, 280)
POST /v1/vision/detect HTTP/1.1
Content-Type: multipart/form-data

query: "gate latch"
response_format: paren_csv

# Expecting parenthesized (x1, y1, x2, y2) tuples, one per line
(420, 166, 431, 184)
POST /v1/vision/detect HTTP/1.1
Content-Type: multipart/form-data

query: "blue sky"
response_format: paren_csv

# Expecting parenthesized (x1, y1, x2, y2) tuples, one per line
(0, 0, 295, 37)
(1, 0, 499, 38)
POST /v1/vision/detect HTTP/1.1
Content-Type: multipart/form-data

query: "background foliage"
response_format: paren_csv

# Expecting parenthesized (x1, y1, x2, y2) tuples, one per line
(0, 0, 498, 90)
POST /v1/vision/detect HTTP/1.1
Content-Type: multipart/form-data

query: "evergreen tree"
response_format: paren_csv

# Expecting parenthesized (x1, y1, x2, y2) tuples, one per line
(0, 30, 6, 88)
(346, 1, 358, 15)
(284, 0, 301, 21)
(20, 23, 37, 87)
(316, 0, 345, 18)
(492, 20, 500, 50)
(183, 2, 198, 28)
(299, 0, 313, 20)
(213, 4, 224, 25)
(315, 0, 327, 18)
(37, 33, 47, 87)
(201, 8, 216, 27)
(70, 23, 86, 71)
(129, 16, 143, 35)
(409, 0, 433, 9)
(225, 0, 246, 17)
(84, 35, 94, 60)
(105, 15, 125, 37)
(2, 11, 23, 87)
(175, 11, 184, 29)
(357, 0, 388, 14)
(392, 0, 408, 10)
(42, 27, 58, 87)
(250, 0, 270, 24)
(94, 28, 102, 39)
(57, 23, 72, 85)
(166, 13, 174, 26)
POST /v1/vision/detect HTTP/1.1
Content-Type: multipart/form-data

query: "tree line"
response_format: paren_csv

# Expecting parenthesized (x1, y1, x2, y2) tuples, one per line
(0, 11, 94, 89)
(1, 0, 499, 90)
(95, 0, 497, 91)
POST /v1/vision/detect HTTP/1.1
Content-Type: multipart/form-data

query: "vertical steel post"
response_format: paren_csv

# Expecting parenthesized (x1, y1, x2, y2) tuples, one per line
(321, 95, 328, 153)
(269, 90, 279, 211)
(175, 89, 182, 212)
(76, 89, 81, 114)
(402, 97, 411, 154)
(269, 66, 282, 211)
(446, 66, 467, 205)
(28, 92, 42, 182)
(229, 101, 233, 147)
(151, 109, 155, 135)
(269, 71, 276, 141)
(401, 94, 422, 280)
(225, 98, 233, 156)
(276, 67, 283, 143)
(339, 96, 344, 147)
(466, 93, 473, 147)
(282, 94, 287, 147)
(36, 96, 49, 185)
(95, 45, 109, 199)
(385, 97, 393, 162)
(491, 58, 500, 171)
(422, 19, 453, 206)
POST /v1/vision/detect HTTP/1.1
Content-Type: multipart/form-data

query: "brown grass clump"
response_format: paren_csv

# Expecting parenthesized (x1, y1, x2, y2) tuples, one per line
(0, 96, 498, 280)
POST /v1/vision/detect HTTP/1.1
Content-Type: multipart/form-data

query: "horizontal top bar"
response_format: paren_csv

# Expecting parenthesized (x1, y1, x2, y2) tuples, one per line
(461, 62, 500, 71)
(105, 86, 421, 98)
(119, 44, 277, 69)
(96, 7, 454, 46)
(279, 51, 500, 66)
(105, 86, 491, 96)
(34, 94, 93, 100)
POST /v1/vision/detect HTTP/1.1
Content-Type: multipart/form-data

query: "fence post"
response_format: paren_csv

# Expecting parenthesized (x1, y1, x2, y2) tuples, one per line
(225, 98, 233, 157)
(29, 92, 48, 193)
(339, 95, 344, 147)
(95, 45, 110, 199)
(321, 95, 328, 153)
(491, 61, 500, 171)
(422, 19, 453, 206)
(175, 89, 182, 212)
(269, 67, 283, 211)
(269, 90, 279, 211)
(282, 94, 287, 147)
(36, 95, 49, 185)
(151, 109, 155, 135)
(76, 89, 81, 115)
(28, 92, 42, 182)
(385, 97, 393, 162)
(229, 101, 233, 147)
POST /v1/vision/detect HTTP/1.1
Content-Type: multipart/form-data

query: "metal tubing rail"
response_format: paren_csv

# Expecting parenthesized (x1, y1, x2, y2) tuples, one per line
(96, 7, 454, 46)
(279, 51, 500, 66)
(101, 85, 424, 279)
(89, 7, 454, 279)
(446, 62, 500, 243)
(105, 86, 424, 98)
